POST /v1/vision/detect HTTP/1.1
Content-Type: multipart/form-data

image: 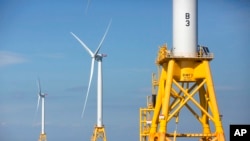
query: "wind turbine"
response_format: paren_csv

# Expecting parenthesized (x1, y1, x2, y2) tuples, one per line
(70, 19, 111, 141)
(36, 78, 47, 141)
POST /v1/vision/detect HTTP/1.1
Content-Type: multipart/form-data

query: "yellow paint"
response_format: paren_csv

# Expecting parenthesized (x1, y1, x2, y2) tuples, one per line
(91, 125, 107, 141)
(139, 44, 225, 141)
(38, 133, 47, 141)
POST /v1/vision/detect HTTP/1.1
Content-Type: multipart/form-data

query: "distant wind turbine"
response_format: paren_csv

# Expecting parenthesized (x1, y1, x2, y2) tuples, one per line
(70, 19, 111, 129)
(36, 78, 47, 141)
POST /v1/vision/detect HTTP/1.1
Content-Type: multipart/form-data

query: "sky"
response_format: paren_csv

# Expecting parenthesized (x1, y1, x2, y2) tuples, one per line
(0, 0, 249, 141)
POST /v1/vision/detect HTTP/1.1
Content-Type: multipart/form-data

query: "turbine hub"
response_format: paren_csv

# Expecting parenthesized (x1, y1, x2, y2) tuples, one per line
(95, 54, 107, 61)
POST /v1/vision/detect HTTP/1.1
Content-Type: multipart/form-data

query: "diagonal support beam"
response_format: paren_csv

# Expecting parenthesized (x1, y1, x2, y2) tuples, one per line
(166, 79, 213, 122)
(171, 79, 215, 122)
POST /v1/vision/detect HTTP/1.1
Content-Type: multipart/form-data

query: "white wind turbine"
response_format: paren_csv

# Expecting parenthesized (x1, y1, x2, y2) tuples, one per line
(36, 78, 47, 139)
(70, 20, 111, 128)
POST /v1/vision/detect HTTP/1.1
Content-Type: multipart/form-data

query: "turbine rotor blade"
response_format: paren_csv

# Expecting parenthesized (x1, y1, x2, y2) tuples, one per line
(36, 96, 40, 115)
(81, 58, 95, 118)
(85, 0, 92, 14)
(71, 32, 94, 57)
(33, 95, 40, 125)
(37, 78, 41, 95)
(94, 19, 112, 56)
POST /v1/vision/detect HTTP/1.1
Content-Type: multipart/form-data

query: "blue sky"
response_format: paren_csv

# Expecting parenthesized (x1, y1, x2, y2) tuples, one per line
(0, 0, 249, 141)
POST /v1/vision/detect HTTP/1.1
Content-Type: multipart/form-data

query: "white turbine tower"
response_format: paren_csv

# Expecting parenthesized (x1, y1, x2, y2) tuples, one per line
(70, 19, 111, 141)
(36, 78, 47, 141)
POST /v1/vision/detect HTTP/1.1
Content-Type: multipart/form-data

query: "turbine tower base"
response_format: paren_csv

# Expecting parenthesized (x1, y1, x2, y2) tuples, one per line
(91, 125, 107, 141)
(38, 133, 47, 141)
(140, 45, 225, 141)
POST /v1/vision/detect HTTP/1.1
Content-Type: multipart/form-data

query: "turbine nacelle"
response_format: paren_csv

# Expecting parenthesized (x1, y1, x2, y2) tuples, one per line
(100, 53, 107, 57)
(39, 93, 48, 98)
(37, 78, 48, 98)
(94, 54, 107, 61)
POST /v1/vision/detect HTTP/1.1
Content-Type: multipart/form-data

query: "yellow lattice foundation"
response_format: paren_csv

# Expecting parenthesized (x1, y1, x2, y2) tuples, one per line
(91, 125, 107, 141)
(38, 133, 47, 141)
(140, 45, 225, 141)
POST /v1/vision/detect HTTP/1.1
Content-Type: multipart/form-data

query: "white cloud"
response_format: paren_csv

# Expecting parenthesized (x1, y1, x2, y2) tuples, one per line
(38, 53, 65, 59)
(0, 51, 27, 67)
